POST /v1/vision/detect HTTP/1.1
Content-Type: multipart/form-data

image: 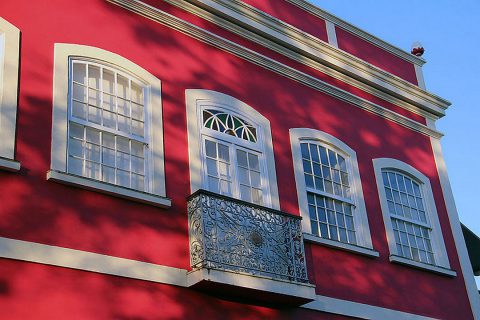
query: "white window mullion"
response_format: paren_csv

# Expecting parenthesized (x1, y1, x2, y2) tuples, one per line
(231, 144, 240, 200)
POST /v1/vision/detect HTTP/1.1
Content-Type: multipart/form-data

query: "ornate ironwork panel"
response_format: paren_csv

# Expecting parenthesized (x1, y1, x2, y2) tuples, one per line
(187, 190, 309, 284)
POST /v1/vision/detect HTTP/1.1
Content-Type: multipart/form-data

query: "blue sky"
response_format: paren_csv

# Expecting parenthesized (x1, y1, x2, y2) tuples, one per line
(311, 0, 480, 285)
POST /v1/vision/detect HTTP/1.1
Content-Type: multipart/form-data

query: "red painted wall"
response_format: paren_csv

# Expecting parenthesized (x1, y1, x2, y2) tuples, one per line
(0, 0, 471, 319)
(335, 27, 419, 85)
(0, 258, 354, 320)
(241, 0, 329, 43)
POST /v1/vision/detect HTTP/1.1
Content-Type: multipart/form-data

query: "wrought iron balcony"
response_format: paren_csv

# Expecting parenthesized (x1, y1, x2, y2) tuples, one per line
(186, 190, 315, 304)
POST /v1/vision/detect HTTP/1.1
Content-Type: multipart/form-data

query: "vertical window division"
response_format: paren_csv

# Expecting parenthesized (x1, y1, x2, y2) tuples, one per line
(301, 142, 356, 245)
(67, 60, 148, 192)
(373, 158, 451, 272)
(49, 44, 168, 207)
(201, 107, 265, 206)
(186, 90, 280, 210)
(290, 129, 374, 254)
(382, 170, 434, 264)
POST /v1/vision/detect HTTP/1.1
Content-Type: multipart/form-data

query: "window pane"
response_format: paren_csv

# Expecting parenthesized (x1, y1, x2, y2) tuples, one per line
(103, 69, 115, 93)
(117, 74, 129, 99)
(73, 83, 87, 102)
(248, 153, 259, 171)
(88, 65, 101, 89)
(206, 158, 218, 176)
(69, 138, 83, 158)
(218, 144, 229, 162)
(237, 150, 248, 167)
(102, 166, 115, 184)
(205, 140, 216, 158)
(73, 63, 86, 84)
(240, 184, 251, 202)
(116, 169, 130, 187)
(131, 82, 144, 104)
(68, 156, 83, 176)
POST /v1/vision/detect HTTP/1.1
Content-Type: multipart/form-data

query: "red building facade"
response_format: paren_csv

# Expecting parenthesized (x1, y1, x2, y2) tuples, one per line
(0, 1, 478, 319)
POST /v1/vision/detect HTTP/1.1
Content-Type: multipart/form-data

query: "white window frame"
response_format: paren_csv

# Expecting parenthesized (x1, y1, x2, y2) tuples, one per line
(48, 43, 170, 208)
(290, 128, 376, 257)
(186, 89, 280, 210)
(0, 17, 20, 171)
(373, 158, 455, 276)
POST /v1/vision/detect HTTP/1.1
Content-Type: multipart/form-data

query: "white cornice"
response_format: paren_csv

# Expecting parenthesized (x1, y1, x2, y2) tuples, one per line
(284, 0, 426, 66)
(107, 0, 442, 138)
(163, 0, 439, 120)
(177, 0, 449, 118)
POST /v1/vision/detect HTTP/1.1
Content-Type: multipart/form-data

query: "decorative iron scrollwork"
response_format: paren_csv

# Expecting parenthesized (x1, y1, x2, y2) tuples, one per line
(187, 190, 309, 284)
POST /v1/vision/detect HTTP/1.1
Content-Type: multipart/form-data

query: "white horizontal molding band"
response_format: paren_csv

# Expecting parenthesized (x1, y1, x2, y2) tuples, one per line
(0, 236, 188, 286)
(106, 0, 443, 139)
(0, 236, 441, 319)
(303, 295, 438, 320)
(164, 0, 439, 120)
(0, 157, 20, 172)
(284, 0, 425, 66)
(176, 0, 449, 117)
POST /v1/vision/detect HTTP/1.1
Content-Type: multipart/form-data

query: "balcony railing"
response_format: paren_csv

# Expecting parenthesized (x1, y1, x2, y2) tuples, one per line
(187, 190, 310, 284)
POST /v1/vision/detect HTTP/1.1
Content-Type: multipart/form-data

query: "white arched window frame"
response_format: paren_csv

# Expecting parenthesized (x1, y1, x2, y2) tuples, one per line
(373, 158, 455, 276)
(48, 44, 170, 208)
(290, 128, 376, 257)
(0, 17, 20, 171)
(186, 89, 280, 209)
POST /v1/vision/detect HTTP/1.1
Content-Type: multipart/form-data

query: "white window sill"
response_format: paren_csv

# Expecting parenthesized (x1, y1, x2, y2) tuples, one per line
(47, 170, 171, 208)
(0, 157, 20, 172)
(303, 233, 379, 258)
(389, 255, 457, 277)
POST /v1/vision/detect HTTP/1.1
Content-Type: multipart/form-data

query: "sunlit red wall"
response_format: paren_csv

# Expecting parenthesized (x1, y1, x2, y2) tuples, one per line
(0, 0, 472, 319)
(335, 27, 418, 85)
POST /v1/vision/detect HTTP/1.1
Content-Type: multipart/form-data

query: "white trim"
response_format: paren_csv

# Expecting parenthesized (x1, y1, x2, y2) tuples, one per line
(47, 170, 171, 208)
(290, 128, 373, 249)
(0, 156, 20, 171)
(163, 0, 440, 121)
(325, 20, 338, 48)
(303, 295, 438, 320)
(0, 236, 441, 319)
(427, 119, 480, 319)
(303, 233, 379, 258)
(389, 255, 456, 277)
(186, 89, 280, 209)
(0, 236, 187, 286)
(164, 0, 449, 116)
(187, 268, 316, 302)
(415, 65, 426, 90)
(51, 43, 167, 199)
(372, 158, 451, 269)
(0, 17, 20, 162)
(284, 0, 426, 66)
(107, 0, 445, 138)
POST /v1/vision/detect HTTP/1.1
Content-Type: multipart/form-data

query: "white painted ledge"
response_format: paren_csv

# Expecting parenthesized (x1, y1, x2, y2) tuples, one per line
(389, 255, 457, 277)
(304, 233, 379, 258)
(187, 268, 316, 302)
(303, 295, 438, 320)
(47, 170, 171, 208)
(0, 157, 20, 172)
(0, 236, 187, 286)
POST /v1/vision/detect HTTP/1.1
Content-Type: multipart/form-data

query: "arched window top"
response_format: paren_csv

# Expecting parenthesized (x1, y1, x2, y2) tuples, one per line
(186, 89, 279, 210)
(290, 128, 375, 255)
(373, 158, 452, 272)
(49, 43, 169, 207)
(202, 108, 257, 143)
